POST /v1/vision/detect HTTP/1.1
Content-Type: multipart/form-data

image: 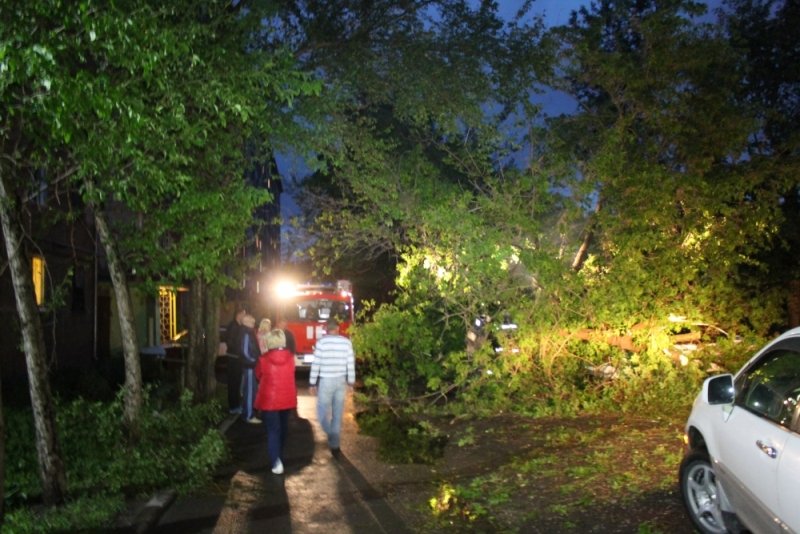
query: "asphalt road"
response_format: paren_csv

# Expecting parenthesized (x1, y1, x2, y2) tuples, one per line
(152, 375, 411, 534)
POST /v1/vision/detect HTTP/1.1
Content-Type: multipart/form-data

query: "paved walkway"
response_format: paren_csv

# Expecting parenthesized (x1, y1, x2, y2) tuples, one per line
(152, 389, 411, 534)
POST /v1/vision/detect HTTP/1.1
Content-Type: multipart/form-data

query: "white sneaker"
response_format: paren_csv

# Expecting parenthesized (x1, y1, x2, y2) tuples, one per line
(246, 417, 261, 424)
(271, 459, 284, 475)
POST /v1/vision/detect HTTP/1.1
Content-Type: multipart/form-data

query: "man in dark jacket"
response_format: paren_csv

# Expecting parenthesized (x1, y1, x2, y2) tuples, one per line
(225, 304, 248, 414)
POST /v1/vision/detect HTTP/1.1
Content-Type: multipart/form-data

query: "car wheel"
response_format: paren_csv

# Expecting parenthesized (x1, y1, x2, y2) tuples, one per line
(679, 450, 727, 534)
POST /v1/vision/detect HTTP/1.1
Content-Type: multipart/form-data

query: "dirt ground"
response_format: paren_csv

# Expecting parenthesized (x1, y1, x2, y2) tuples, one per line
(340, 409, 697, 533)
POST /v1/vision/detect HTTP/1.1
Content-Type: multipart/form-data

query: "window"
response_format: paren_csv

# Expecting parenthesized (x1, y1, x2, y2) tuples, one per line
(31, 256, 45, 306)
(158, 286, 177, 343)
(283, 298, 350, 322)
(735, 347, 800, 430)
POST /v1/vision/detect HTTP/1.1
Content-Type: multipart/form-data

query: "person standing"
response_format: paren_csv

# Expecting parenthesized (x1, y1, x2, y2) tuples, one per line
(257, 318, 272, 353)
(224, 305, 247, 415)
(276, 318, 296, 356)
(309, 319, 355, 453)
(241, 313, 261, 424)
(254, 329, 297, 475)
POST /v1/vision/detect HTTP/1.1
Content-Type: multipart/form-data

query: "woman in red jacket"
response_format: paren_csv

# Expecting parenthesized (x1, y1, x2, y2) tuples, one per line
(254, 329, 297, 475)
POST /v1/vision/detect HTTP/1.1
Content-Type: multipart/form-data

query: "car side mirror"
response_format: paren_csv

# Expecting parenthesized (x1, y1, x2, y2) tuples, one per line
(702, 374, 735, 405)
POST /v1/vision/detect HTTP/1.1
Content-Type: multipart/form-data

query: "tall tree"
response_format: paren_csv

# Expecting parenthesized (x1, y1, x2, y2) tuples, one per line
(722, 0, 800, 326)
(546, 0, 784, 332)
(98, 3, 318, 402)
(1, 0, 318, 432)
(275, 1, 554, 312)
(0, 373, 4, 522)
(0, 3, 72, 506)
(85, 185, 143, 428)
(185, 277, 223, 402)
(0, 175, 67, 506)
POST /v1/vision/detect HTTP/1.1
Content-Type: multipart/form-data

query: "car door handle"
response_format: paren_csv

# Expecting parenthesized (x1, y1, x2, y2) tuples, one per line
(756, 440, 777, 459)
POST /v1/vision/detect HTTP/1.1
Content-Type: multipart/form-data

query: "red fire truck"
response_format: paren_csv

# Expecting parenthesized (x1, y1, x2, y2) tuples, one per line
(273, 280, 354, 367)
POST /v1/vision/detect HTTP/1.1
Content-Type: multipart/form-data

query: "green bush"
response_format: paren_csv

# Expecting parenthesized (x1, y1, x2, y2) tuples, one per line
(353, 270, 773, 419)
(352, 304, 453, 400)
(356, 409, 447, 464)
(3, 389, 226, 532)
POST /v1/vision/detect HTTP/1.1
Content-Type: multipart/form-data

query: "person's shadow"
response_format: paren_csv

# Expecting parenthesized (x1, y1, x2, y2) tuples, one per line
(150, 412, 313, 533)
(218, 411, 315, 532)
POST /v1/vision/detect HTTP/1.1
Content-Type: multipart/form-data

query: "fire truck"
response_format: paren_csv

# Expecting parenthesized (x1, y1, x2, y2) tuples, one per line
(273, 280, 355, 367)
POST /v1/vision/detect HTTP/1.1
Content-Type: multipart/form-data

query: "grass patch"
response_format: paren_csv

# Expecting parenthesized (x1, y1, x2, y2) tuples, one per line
(424, 414, 686, 532)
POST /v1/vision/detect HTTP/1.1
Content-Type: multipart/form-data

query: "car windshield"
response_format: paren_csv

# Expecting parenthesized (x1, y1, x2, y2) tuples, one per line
(283, 298, 351, 322)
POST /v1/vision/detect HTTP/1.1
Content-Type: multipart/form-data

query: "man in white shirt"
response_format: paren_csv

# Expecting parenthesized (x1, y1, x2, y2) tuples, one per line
(309, 318, 356, 452)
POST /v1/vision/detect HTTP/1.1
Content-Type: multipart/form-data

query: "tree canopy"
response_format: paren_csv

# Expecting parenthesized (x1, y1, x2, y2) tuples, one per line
(280, 0, 800, 407)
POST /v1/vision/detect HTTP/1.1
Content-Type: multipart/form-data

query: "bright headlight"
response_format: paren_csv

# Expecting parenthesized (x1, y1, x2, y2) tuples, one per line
(273, 279, 297, 300)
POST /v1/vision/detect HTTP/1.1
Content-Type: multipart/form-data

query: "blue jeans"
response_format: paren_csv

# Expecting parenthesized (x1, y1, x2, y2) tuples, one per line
(317, 376, 346, 449)
(242, 368, 256, 419)
(262, 410, 290, 467)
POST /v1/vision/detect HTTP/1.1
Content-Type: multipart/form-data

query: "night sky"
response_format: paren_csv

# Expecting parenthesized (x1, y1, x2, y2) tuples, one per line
(279, 0, 729, 226)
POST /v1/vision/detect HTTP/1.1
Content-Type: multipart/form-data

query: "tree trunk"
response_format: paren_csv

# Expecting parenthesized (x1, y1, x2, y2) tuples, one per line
(0, 174, 66, 506)
(572, 200, 601, 272)
(202, 284, 221, 402)
(571, 228, 593, 271)
(0, 364, 6, 524)
(186, 277, 204, 395)
(91, 201, 143, 434)
(187, 277, 221, 403)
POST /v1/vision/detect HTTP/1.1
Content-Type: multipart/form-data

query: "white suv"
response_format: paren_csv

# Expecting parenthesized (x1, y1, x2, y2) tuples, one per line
(680, 327, 800, 533)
